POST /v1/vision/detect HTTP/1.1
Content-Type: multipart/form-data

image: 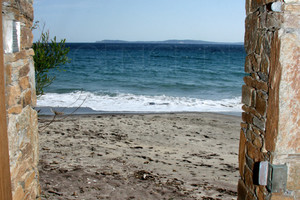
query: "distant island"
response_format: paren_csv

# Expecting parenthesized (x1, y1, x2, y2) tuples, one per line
(96, 39, 244, 45)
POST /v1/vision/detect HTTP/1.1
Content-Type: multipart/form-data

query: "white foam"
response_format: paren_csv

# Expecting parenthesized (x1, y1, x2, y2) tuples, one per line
(37, 91, 242, 113)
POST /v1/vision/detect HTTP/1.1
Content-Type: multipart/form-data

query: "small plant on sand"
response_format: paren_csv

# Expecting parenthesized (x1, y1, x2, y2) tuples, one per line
(33, 29, 71, 96)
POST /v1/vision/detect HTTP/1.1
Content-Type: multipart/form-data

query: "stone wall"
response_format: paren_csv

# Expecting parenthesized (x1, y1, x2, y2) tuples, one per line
(239, 0, 299, 199)
(2, 0, 40, 199)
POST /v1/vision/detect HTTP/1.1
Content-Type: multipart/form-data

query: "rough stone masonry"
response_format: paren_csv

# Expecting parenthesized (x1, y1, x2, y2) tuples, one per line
(2, 0, 40, 199)
(239, 0, 299, 199)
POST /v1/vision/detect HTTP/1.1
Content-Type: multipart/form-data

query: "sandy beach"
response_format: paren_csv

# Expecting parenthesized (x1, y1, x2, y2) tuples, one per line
(38, 112, 240, 200)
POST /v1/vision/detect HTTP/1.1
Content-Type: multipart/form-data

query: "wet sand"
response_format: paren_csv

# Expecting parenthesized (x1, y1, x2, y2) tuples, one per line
(38, 112, 240, 200)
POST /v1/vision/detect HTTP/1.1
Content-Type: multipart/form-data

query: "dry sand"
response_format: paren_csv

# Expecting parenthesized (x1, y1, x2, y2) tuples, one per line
(38, 112, 241, 200)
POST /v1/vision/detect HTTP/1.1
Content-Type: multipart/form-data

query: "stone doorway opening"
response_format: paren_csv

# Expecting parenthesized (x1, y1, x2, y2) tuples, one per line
(35, 1, 245, 200)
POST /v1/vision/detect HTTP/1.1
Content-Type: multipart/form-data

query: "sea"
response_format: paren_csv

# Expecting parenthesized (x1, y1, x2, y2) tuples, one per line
(37, 43, 246, 114)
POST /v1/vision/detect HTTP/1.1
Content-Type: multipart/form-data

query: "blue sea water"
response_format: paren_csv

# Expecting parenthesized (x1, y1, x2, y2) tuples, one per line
(37, 43, 246, 113)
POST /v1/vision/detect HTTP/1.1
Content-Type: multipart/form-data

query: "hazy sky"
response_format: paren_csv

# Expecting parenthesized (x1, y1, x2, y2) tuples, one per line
(33, 0, 246, 43)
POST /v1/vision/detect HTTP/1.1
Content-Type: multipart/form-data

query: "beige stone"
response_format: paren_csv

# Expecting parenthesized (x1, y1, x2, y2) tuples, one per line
(7, 84, 21, 107)
(15, 50, 27, 61)
(271, 193, 294, 200)
(23, 90, 32, 107)
(7, 105, 22, 114)
(5, 63, 13, 85)
(286, 161, 300, 190)
(13, 185, 25, 200)
(24, 171, 36, 189)
(276, 32, 300, 154)
(4, 53, 17, 63)
(19, 76, 30, 91)
(21, 26, 34, 50)
(284, 4, 300, 13)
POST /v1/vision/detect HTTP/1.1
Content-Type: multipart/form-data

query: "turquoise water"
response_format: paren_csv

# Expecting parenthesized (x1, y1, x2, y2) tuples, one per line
(37, 43, 246, 112)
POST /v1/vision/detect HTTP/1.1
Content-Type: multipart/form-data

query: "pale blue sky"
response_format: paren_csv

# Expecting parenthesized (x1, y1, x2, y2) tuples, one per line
(33, 0, 246, 43)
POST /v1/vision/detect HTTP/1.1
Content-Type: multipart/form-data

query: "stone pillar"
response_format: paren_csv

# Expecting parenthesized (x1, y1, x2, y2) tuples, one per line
(239, 0, 300, 199)
(2, 0, 40, 199)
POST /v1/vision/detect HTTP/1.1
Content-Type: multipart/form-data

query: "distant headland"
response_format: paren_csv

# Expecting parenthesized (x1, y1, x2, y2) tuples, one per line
(95, 39, 244, 45)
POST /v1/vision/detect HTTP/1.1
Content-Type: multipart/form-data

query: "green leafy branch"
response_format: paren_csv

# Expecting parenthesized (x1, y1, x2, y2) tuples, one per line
(33, 30, 71, 96)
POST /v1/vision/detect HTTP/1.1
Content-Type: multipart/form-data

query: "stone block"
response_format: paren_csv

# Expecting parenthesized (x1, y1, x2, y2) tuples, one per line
(283, 13, 300, 30)
(245, 13, 259, 54)
(239, 129, 247, 176)
(258, 72, 268, 82)
(253, 116, 266, 131)
(23, 90, 32, 106)
(251, 0, 264, 13)
(287, 161, 300, 191)
(253, 126, 264, 136)
(255, 80, 268, 92)
(246, 129, 254, 142)
(15, 50, 27, 61)
(265, 31, 280, 153)
(244, 76, 254, 87)
(245, 55, 253, 73)
(247, 141, 259, 160)
(19, 63, 30, 77)
(255, 184, 269, 200)
(247, 192, 257, 200)
(242, 85, 255, 107)
(241, 122, 249, 130)
(262, 33, 272, 57)
(283, 4, 300, 13)
(24, 171, 36, 189)
(244, 105, 262, 118)
(271, 193, 294, 200)
(19, 76, 30, 90)
(15, 161, 31, 181)
(256, 94, 267, 116)
(257, 90, 268, 100)
(248, 53, 259, 72)
(7, 105, 23, 114)
(4, 53, 16, 64)
(246, 154, 255, 170)
(21, 26, 34, 50)
(255, 35, 263, 55)
(26, 49, 35, 56)
(5, 63, 13, 85)
(238, 179, 249, 200)
(243, 112, 254, 124)
(20, 143, 33, 162)
(7, 84, 21, 107)
(244, 75, 269, 92)
(253, 54, 262, 72)
(253, 135, 263, 149)
(31, 90, 37, 107)
(244, 165, 254, 191)
(13, 185, 25, 200)
(277, 31, 300, 154)
(246, 0, 251, 15)
(266, 12, 281, 30)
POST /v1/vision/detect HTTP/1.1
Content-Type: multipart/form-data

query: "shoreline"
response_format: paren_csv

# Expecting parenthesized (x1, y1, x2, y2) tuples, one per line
(35, 106, 242, 117)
